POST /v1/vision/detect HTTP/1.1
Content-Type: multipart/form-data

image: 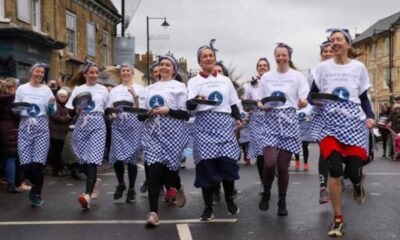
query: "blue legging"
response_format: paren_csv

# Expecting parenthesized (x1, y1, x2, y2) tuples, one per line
(6, 157, 16, 187)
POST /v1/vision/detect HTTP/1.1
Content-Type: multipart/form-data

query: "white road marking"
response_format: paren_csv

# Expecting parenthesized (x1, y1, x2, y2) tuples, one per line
(292, 182, 301, 185)
(369, 193, 382, 196)
(176, 224, 193, 240)
(66, 183, 74, 186)
(0, 219, 238, 226)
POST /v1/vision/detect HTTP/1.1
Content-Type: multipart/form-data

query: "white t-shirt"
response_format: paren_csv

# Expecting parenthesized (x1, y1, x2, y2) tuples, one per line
(260, 68, 309, 109)
(313, 59, 370, 104)
(187, 74, 240, 113)
(140, 80, 187, 110)
(243, 81, 263, 101)
(66, 84, 109, 113)
(15, 82, 56, 117)
(107, 83, 145, 108)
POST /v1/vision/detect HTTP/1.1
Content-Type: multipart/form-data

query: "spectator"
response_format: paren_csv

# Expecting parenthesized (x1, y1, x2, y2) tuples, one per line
(377, 103, 390, 157)
(0, 78, 31, 193)
(48, 88, 72, 176)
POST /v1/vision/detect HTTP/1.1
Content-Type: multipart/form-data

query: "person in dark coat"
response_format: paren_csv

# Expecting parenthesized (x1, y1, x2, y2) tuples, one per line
(0, 78, 31, 193)
(48, 88, 72, 176)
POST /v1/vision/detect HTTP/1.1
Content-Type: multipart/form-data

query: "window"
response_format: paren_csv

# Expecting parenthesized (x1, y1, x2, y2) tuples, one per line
(66, 11, 76, 54)
(0, 0, 5, 19)
(17, 0, 31, 23)
(383, 67, 390, 89)
(32, 0, 40, 31)
(87, 22, 96, 57)
(384, 38, 390, 56)
(16, 0, 40, 30)
(369, 69, 375, 90)
(103, 30, 109, 66)
(370, 43, 376, 59)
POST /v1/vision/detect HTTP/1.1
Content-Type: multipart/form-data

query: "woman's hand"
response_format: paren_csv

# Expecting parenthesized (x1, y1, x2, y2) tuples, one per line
(149, 106, 169, 116)
(257, 101, 269, 111)
(235, 120, 243, 130)
(298, 99, 308, 109)
(366, 118, 376, 129)
(48, 97, 55, 105)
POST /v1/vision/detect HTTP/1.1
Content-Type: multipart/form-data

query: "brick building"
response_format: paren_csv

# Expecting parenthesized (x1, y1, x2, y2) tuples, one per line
(0, 0, 121, 82)
(353, 11, 400, 112)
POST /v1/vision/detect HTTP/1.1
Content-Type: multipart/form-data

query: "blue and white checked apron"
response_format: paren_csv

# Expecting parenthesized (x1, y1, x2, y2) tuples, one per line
(314, 101, 369, 152)
(260, 107, 301, 154)
(18, 116, 49, 165)
(248, 110, 266, 158)
(109, 112, 143, 164)
(309, 106, 324, 141)
(299, 120, 314, 142)
(72, 112, 106, 165)
(142, 116, 189, 171)
(193, 112, 240, 164)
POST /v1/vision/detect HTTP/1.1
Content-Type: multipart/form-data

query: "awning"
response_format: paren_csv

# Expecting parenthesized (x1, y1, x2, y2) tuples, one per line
(0, 27, 66, 49)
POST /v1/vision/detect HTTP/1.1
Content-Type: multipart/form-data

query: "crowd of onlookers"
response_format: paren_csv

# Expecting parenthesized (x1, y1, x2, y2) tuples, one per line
(0, 76, 84, 193)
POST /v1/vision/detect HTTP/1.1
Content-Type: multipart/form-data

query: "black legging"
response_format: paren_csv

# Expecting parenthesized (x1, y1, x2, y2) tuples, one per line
(256, 155, 264, 182)
(113, 161, 138, 189)
(23, 163, 44, 195)
(263, 147, 292, 194)
(148, 163, 181, 213)
(379, 127, 389, 155)
(294, 142, 309, 163)
(318, 155, 329, 188)
(202, 180, 234, 207)
(81, 164, 97, 196)
(48, 138, 65, 174)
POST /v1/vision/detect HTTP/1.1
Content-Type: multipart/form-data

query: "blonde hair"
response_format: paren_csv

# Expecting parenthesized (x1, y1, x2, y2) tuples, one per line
(0, 78, 17, 94)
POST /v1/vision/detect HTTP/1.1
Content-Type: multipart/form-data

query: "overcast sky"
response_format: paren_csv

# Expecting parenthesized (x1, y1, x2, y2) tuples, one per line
(111, 0, 400, 83)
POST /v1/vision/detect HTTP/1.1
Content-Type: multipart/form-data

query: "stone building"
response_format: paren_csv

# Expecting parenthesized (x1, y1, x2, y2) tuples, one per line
(0, 0, 121, 82)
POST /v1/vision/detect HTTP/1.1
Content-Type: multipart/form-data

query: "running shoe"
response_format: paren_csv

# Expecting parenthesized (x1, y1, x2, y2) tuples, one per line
(29, 191, 44, 207)
(319, 187, 330, 204)
(294, 160, 300, 171)
(163, 188, 177, 203)
(352, 182, 366, 204)
(327, 220, 345, 237)
(303, 163, 309, 171)
(259, 192, 270, 211)
(175, 187, 186, 208)
(78, 193, 91, 209)
(146, 212, 159, 228)
(91, 178, 102, 199)
(277, 199, 288, 216)
(200, 207, 214, 221)
(126, 189, 136, 203)
(227, 200, 240, 215)
(140, 181, 148, 193)
(113, 184, 126, 200)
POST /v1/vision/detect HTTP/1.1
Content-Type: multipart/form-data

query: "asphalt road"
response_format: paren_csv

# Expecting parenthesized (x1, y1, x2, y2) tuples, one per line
(0, 143, 400, 240)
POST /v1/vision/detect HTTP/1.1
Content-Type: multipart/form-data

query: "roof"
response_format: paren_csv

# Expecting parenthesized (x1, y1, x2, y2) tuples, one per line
(96, 0, 120, 17)
(354, 11, 400, 44)
(0, 27, 66, 49)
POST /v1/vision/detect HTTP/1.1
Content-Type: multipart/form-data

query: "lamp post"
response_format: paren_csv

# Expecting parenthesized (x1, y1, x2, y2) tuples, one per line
(146, 16, 169, 85)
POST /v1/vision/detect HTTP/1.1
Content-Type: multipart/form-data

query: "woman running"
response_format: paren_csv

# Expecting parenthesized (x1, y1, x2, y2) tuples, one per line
(258, 43, 309, 216)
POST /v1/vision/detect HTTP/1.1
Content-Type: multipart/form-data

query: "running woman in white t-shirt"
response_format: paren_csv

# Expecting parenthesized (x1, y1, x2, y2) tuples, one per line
(187, 40, 242, 221)
(139, 56, 189, 228)
(309, 29, 375, 237)
(15, 63, 56, 207)
(243, 58, 270, 191)
(106, 63, 145, 203)
(258, 43, 309, 216)
(66, 60, 109, 210)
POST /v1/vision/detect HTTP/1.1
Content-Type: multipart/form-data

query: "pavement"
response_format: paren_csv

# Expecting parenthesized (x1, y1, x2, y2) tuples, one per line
(0, 143, 400, 240)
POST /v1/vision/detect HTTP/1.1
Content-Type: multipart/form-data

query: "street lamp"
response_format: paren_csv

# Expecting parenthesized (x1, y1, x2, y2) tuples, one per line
(146, 16, 170, 85)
